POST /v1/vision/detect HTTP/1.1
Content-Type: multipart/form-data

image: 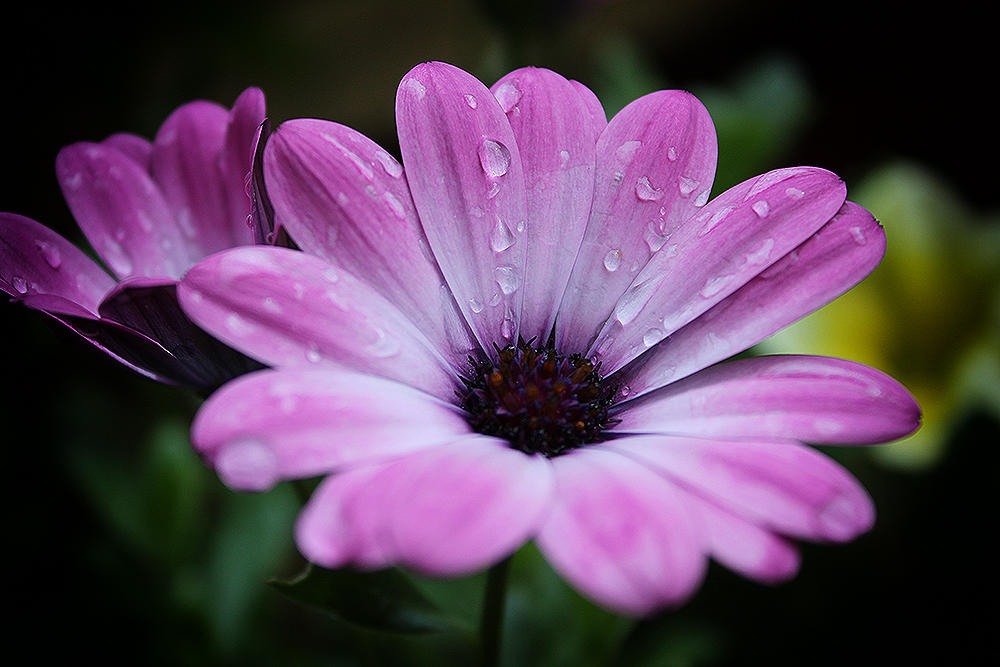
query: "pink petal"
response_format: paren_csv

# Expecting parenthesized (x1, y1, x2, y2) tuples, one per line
(589, 167, 847, 373)
(220, 87, 266, 245)
(609, 434, 875, 542)
(296, 438, 553, 575)
(491, 67, 600, 343)
(396, 61, 528, 351)
(264, 119, 476, 367)
(0, 212, 114, 313)
(569, 79, 608, 137)
(614, 354, 921, 445)
(536, 447, 706, 615)
(102, 133, 152, 169)
(177, 246, 458, 399)
(191, 367, 472, 491)
(56, 142, 194, 279)
(150, 99, 235, 256)
(556, 90, 718, 353)
(619, 201, 885, 397)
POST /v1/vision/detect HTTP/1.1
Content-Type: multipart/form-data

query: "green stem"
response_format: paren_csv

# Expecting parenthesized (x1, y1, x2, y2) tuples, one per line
(480, 557, 512, 667)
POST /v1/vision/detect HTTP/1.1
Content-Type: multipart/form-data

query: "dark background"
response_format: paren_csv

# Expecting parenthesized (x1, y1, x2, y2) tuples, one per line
(2, 1, 996, 664)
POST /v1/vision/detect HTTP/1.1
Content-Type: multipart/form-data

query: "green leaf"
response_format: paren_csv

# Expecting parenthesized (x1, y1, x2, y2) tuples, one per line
(269, 564, 456, 634)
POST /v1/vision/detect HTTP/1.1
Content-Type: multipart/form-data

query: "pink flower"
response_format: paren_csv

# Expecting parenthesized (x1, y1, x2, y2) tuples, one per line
(0, 88, 266, 392)
(179, 63, 920, 615)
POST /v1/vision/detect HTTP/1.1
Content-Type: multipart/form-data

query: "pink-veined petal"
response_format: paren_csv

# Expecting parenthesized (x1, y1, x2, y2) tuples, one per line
(191, 367, 472, 491)
(590, 168, 847, 373)
(0, 212, 114, 313)
(614, 355, 920, 445)
(619, 201, 885, 397)
(264, 119, 476, 367)
(396, 61, 528, 352)
(56, 142, 193, 279)
(608, 434, 875, 542)
(537, 447, 706, 615)
(220, 87, 266, 245)
(557, 90, 718, 352)
(491, 67, 600, 343)
(177, 246, 458, 399)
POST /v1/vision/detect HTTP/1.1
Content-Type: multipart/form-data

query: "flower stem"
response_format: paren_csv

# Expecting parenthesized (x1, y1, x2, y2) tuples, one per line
(480, 556, 512, 667)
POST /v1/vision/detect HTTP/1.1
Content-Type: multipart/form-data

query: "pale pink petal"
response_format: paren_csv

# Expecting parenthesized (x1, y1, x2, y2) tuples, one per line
(220, 87, 266, 245)
(150, 99, 235, 256)
(491, 67, 599, 343)
(613, 355, 921, 445)
(102, 133, 152, 169)
(191, 367, 472, 491)
(619, 201, 884, 397)
(536, 447, 706, 615)
(387, 438, 553, 576)
(296, 437, 552, 574)
(569, 79, 608, 137)
(177, 246, 458, 399)
(590, 168, 847, 373)
(396, 61, 528, 351)
(557, 90, 718, 352)
(56, 142, 193, 279)
(608, 434, 875, 542)
(0, 212, 114, 313)
(264, 119, 476, 367)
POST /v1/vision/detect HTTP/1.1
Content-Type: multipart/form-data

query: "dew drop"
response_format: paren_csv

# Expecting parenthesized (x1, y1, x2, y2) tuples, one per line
(336, 192, 350, 206)
(464, 94, 478, 109)
(374, 150, 403, 178)
(366, 327, 400, 358)
(488, 293, 502, 307)
(494, 81, 522, 113)
(490, 217, 516, 252)
(262, 296, 282, 314)
(494, 265, 519, 294)
(11, 276, 29, 294)
(404, 78, 426, 99)
(615, 140, 642, 163)
(644, 223, 668, 252)
(700, 274, 734, 298)
(751, 200, 770, 218)
(500, 315, 515, 340)
(744, 238, 775, 266)
(849, 226, 867, 245)
(36, 241, 61, 269)
(679, 176, 700, 196)
(667, 146, 678, 161)
(693, 189, 711, 207)
(643, 328, 664, 348)
(226, 312, 254, 335)
(64, 172, 83, 190)
(469, 297, 484, 313)
(486, 182, 501, 199)
(322, 267, 340, 283)
(614, 279, 656, 325)
(698, 206, 732, 237)
(559, 150, 570, 167)
(383, 192, 406, 219)
(635, 176, 664, 201)
(365, 184, 377, 197)
(516, 219, 525, 233)
(603, 248, 622, 272)
(305, 343, 322, 363)
(620, 385, 632, 398)
(216, 438, 279, 492)
(612, 171, 625, 185)
(785, 186, 805, 199)
(479, 140, 511, 178)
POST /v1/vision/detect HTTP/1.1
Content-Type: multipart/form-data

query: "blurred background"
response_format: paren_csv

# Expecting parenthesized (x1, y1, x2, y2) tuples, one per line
(2, 1, 996, 664)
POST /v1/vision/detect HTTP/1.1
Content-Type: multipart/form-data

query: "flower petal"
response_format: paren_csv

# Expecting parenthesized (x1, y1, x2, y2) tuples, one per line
(590, 168, 847, 373)
(191, 367, 472, 491)
(396, 61, 528, 351)
(536, 447, 706, 615)
(177, 246, 458, 399)
(264, 118, 476, 367)
(0, 212, 114, 313)
(614, 355, 921, 445)
(296, 437, 552, 575)
(56, 142, 193, 279)
(619, 201, 885, 397)
(150, 99, 235, 256)
(491, 67, 600, 342)
(608, 434, 875, 542)
(103, 132, 152, 169)
(220, 87, 266, 245)
(557, 90, 718, 352)
(569, 79, 608, 137)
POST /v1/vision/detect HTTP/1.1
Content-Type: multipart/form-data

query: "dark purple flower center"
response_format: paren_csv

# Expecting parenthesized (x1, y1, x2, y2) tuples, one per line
(458, 339, 618, 457)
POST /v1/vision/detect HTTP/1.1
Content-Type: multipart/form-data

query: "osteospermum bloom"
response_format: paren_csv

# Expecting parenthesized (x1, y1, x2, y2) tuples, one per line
(179, 63, 919, 614)
(0, 88, 266, 392)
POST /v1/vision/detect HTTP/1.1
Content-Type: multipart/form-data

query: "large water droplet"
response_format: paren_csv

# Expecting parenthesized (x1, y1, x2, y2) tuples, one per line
(635, 176, 664, 201)
(615, 279, 656, 325)
(494, 265, 519, 294)
(469, 297, 484, 313)
(693, 189, 711, 207)
(479, 140, 511, 178)
(603, 248, 622, 272)
(679, 176, 700, 196)
(490, 217, 515, 252)
(374, 150, 403, 178)
(643, 328, 664, 348)
(35, 241, 62, 269)
(464, 94, 478, 109)
(644, 223, 668, 252)
(494, 81, 522, 113)
(751, 200, 770, 218)
(11, 276, 29, 294)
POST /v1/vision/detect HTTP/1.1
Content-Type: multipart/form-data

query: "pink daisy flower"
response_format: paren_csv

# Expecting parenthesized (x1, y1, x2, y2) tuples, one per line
(179, 63, 919, 615)
(0, 88, 266, 392)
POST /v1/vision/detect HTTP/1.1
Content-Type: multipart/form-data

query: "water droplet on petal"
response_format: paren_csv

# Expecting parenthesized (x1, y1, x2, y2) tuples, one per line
(226, 312, 255, 335)
(464, 93, 478, 109)
(559, 150, 570, 167)
(744, 238, 775, 266)
(469, 297, 484, 313)
(643, 328, 664, 348)
(490, 217, 516, 252)
(700, 274, 734, 298)
(11, 276, 29, 294)
(479, 140, 511, 178)
(374, 150, 403, 178)
(785, 187, 805, 199)
(635, 176, 664, 201)
(516, 219, 525, 233)
(486, 182, 501, 199)
(494, 81, 522, 113)
(615, 279, 657, 325)
(615, 140, 642, 163)
(403, 77, 426, 99)
(644, 223, 668, 252)
(366, 327, 400, 358)
(383, 192, 406, 219)
(751, 200, 770, 218)
(262, 296, 282, 313)
(305, 343, 322, 363)
(603, 248, 622, 272)
(35, 241, 62, 269)
(65, 172, 83, 190)
(612, 171, 624, 185)
(620, 385, 632, 398)
(679, 176, 700, 196)
(216, 438, 279, 492)
(667, 146, 678, 161)
(698, 206, 733, 237)
(494, 265, 519, 294)
(322, 267, 339, 283)
(693, 189, 711, 207)
(849, 226, 867, 244)
(488, 293, 502, 307)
